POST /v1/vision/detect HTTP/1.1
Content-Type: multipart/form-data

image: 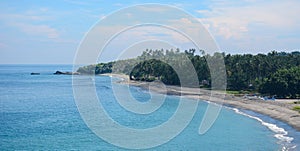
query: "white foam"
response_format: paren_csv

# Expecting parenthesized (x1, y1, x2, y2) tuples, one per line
(228, 107, 294, 144)
(200, 100, 295, 148)
(205, 100, 224, 108)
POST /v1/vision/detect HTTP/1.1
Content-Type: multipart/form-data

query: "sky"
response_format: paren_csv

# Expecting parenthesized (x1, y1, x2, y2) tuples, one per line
(0, 0, 300, 64)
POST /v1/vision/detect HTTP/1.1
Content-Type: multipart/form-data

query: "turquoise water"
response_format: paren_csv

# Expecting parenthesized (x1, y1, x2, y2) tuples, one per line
(0, 65, 299, 150)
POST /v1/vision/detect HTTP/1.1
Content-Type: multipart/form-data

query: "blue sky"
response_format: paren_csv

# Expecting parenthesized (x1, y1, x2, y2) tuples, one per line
(0, 0, 299, 64)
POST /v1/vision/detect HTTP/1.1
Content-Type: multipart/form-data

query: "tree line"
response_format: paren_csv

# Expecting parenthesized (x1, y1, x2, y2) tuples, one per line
(77, 49, 300, 98)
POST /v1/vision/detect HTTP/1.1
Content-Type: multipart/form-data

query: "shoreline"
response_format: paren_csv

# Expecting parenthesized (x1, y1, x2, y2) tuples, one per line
(101, 73, 300, 131)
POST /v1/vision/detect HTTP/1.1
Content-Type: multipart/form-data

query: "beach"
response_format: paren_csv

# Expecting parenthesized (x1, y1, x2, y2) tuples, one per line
(102, 73, 300, 131)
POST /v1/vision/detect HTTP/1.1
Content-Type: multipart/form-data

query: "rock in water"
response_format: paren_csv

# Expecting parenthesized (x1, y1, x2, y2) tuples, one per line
(54, 71, 64, 74)
(53, 71, 80, 75)
(30, 73, 40, 75)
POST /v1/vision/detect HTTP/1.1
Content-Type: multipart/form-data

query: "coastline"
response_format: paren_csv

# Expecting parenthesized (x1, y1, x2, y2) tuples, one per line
(102, 73, 300, 132)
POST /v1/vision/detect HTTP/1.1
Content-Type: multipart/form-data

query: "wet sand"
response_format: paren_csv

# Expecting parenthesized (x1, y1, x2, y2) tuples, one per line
(101, 73, 300, 131)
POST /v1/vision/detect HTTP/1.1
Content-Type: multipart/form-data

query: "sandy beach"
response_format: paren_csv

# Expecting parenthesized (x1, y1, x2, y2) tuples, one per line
(101, 73, 300, 131)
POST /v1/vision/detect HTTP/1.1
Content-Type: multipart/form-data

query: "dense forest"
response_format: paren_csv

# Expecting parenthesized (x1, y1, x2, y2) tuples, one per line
(77, 49, 300, 98)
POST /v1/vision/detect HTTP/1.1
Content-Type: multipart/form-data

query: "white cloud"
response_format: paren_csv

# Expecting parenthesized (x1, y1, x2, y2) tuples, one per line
(12, 23, 59, 39)
(136, 5, 170, 12)
(0, 13, 50, 22)
(0, 8, 61, 39)
(198, 0, 300, 39)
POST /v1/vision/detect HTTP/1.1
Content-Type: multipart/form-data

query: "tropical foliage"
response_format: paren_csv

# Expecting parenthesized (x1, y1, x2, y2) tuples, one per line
(77, 49, 300, 98)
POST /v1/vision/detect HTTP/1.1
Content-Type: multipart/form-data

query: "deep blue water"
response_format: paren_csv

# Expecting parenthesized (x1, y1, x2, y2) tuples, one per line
(0, 64, 299, 150)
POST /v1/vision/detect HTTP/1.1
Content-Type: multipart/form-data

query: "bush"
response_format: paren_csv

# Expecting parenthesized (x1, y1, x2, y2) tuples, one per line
(292, 106, 300, 113)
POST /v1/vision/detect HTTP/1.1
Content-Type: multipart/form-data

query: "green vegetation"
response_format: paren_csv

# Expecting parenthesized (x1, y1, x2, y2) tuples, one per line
(77, 62, 115, 74)
(77, 49, 300, 98)
(259, 66, 300, 98)
(292, 106, 300, 113)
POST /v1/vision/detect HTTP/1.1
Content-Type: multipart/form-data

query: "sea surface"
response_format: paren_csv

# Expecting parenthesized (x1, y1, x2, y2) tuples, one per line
(0, 64, 299, 150)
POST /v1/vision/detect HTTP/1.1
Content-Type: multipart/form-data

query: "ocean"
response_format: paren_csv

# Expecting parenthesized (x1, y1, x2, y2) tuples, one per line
(0, 64, 299, 150)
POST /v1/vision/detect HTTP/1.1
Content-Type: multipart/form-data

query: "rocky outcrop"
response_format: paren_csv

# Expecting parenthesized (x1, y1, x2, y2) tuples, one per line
(53, 71, 80, 75)
(30, 72, 40, 75)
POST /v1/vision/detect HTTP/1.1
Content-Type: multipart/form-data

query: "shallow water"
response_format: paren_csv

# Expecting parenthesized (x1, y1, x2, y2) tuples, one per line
(0, 65, 299, 150)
